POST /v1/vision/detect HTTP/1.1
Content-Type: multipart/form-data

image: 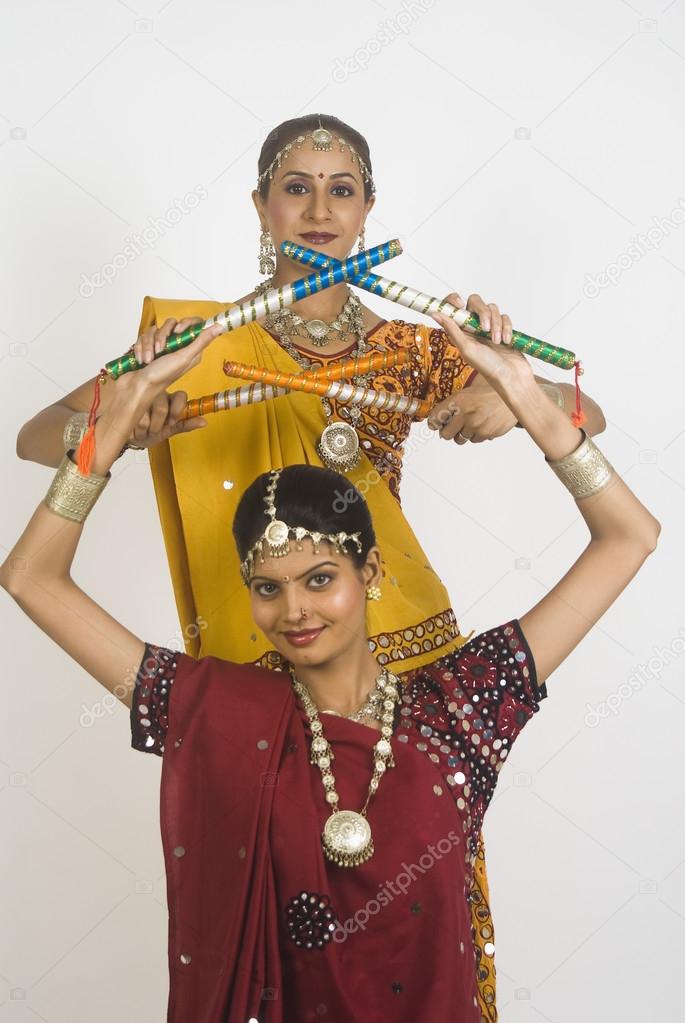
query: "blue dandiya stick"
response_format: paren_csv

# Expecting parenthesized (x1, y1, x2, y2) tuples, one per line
(282, 241, 577, 370)
(103, 239, 403, 380)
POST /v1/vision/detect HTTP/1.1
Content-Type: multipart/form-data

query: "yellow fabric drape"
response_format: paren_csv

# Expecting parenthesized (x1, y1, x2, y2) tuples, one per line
(140, 296, 471, 670)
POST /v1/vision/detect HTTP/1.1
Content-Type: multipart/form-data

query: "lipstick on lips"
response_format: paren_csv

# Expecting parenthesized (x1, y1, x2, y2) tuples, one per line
(283, 626, 326, 647)
(300, 232, 337, 244)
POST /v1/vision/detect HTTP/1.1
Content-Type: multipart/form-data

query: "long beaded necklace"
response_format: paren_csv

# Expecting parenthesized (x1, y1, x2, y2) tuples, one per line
(254, 278, 372, 473)
(289, 665, 402, 867)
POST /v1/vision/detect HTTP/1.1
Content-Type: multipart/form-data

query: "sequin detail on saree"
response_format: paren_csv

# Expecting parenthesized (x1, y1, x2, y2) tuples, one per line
(285, 891, 338, 950)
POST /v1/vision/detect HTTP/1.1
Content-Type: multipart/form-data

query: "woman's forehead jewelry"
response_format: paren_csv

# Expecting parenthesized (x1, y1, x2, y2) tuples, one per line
(257, 118, 375, 195)
(240, 469, 363, 584)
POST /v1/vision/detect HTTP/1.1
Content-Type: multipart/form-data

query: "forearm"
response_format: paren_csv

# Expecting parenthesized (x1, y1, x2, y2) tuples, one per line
(17, 403, 79, 469)
(533, 374, 606, 437)
(509, 377, 660, 549)
(16, 370, 137, 469)
(2, 383, 151, 703)
(2, 385, 144, 591)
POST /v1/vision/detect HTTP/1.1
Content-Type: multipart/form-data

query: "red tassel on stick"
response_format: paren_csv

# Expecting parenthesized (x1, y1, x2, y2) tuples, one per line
(570, 360, 587, 429)
(77, 371, 106, 476)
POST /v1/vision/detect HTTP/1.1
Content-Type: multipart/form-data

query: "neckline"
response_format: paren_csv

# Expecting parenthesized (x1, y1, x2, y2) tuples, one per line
(295, 695, 402, 741)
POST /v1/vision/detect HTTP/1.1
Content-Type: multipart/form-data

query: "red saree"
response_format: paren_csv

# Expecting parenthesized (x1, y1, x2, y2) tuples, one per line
(131, 620, 546, 1021)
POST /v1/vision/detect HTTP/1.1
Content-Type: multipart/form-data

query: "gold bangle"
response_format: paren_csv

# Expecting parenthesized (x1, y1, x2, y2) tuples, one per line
(63, 411, 89, 450)
(539, 382, 565, 409)
(546, 429, 614, 499)
(63, 410, 139, 459)
(44, 450, 110, 523)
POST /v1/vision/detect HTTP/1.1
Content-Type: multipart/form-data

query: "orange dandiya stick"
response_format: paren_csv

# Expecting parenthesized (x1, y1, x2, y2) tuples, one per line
(224, 348, 409, 384)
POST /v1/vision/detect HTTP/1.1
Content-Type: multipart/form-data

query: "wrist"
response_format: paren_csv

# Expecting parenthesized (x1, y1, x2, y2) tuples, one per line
(507, 375, 583, 460)
(88, 383, 147, 475)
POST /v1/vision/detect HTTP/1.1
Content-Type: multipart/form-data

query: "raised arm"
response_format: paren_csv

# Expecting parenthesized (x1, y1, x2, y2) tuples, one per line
(15, 317, 209, 468)
(1, 319, 224, 708)
(430, 308, 660, 685)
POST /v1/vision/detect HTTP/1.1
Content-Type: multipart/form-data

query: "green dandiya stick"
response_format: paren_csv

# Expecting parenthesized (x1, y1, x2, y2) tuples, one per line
(103, 239, 402, 381)
(282, 241, 577, 370)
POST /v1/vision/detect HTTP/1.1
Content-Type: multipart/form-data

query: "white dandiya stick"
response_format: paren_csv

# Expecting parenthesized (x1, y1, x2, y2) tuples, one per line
(282, 242, 578, 370)
(104, 240, 402, 380)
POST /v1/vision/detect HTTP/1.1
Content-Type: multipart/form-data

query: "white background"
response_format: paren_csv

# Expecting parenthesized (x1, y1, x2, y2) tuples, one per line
(1, 0, 684, 1019)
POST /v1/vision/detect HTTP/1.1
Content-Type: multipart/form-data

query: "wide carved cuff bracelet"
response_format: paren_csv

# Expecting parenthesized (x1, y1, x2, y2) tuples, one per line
(44, 450, 110, 523)
(546, 429, 614, 499)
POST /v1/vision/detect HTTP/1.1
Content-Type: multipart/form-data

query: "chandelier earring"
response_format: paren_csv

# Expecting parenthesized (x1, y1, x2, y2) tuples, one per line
(357, 225, 366, 253)
(258, 226, 276, 277)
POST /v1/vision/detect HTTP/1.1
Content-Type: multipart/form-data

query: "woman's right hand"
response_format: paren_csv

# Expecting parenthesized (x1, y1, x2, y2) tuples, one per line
(131, 316, 204, 366)
(124, 317, 216, 447)
(125, 388, 207, 449)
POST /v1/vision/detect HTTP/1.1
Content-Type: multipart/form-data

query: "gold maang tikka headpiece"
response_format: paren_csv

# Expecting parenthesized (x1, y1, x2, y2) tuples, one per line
(240, 469, 363, 585)
(256, 116, 376, 195)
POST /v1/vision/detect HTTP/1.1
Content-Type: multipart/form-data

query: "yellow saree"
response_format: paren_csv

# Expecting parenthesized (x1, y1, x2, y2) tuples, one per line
(139, 296, 498, 1019)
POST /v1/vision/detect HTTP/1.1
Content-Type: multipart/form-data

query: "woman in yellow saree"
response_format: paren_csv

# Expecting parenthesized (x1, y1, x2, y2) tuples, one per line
(17, 113, 606, 1021)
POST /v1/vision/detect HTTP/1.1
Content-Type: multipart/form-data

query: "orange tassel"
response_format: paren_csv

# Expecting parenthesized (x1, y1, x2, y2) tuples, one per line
(570, 360, 587, 429)
(77, 371, 106, 476)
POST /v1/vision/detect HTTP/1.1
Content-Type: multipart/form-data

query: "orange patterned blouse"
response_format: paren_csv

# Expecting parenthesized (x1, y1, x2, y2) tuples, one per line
(264, 318, 478, 502)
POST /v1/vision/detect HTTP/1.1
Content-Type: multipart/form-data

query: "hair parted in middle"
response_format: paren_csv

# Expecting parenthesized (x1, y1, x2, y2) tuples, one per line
(233, 465, 377, 581)
(256, 113, 375, 203)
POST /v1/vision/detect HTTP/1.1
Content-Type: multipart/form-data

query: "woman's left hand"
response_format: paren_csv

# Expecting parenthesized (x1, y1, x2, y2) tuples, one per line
(459, 292, 513, 346)
(430, 291, 534, 400)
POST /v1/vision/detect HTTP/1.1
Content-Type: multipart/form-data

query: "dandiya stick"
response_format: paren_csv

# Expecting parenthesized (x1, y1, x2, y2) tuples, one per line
(181, 350, 417, 419)
(223, 348, 409, 385)
(77, 240, 402, 474)
(103, 240, 402, 381)
(282, 241, 578, 370)
(180, 375, 429, 420)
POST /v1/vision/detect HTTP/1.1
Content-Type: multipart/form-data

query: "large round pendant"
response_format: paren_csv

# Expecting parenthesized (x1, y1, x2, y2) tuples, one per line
(322, 810, 374, 868)
(318, 422, 361, 472)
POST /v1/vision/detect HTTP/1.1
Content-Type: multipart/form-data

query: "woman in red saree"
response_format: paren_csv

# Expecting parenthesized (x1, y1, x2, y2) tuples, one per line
(1, 298, 658, 1021)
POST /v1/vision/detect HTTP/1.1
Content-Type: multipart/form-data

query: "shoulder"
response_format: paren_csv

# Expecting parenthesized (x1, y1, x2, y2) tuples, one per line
(137, 295, 234, 331)
(139, 643, 291, 703)
(178, 650, 290, 691)
(422, 620, 546, 701)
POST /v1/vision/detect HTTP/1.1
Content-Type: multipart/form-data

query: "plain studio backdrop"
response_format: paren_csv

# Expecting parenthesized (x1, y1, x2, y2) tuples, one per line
(1, 1, 684, 1020)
